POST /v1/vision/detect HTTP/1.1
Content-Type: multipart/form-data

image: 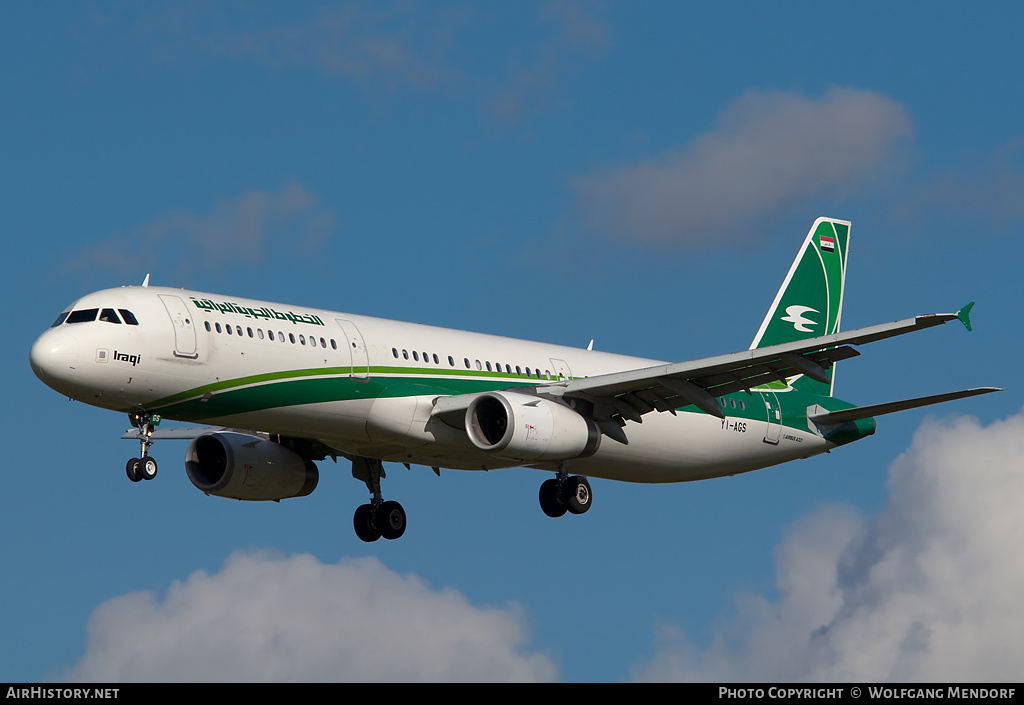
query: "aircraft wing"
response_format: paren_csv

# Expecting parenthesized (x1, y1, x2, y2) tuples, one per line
(556, 309, 972, 422)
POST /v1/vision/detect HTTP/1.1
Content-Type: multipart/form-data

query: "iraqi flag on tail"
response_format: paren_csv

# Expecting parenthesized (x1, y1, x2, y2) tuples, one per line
(820, 234, 835, 253)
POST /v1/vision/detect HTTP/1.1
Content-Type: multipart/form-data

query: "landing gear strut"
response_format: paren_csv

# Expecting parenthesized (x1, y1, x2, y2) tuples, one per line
(125, 412, 159, 482)
(351, 457, 407, 542)
(539, 464, 592, 518)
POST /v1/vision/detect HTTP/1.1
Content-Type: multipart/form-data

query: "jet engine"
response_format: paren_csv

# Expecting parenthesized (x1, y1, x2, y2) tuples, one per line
(466, 392, 601, 462)
(185, 432, 318, 501)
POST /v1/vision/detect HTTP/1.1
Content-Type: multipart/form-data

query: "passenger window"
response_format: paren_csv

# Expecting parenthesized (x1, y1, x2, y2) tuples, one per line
(258, 329, 264, 340)
(278, 331, 285, 342)
(321, 338, 327, 348)
(268, 331, 275, 341)
(226, 325, 233, 335)
(310, 336, 317, 348)
(413, 351, 420, 361)
(433, 354, 439, 364)
(99, 309, 121, 324)
(331, 340, 337, 350)
(216, 323, 222, 333)
(475, 360, 482, 371)
(235, 326, 242, 336)
(485, 361, 492, 371)
(289, 333, 296, 344)
(464, 358, 470, 368)
(205, 321, 212, 332)
(118, 309, 139, 325)
(448, 356, 455, 367)
(526, 367, 531, 377)
(516, 366, 522, 375)
(247, 327, 254, 338)
(299, 335, 306, 345)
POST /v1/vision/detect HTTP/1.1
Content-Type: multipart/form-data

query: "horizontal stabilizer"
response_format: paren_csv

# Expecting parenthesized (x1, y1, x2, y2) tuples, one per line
(809, 387, 1001, 425)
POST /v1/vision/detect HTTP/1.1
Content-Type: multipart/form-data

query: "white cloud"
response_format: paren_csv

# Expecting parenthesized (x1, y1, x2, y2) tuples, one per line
(633, 410, 1024, 682)
(110, 4, 459, 91)
(214, 6, 459, 90)
(574, 88, 913, 245)
(485, 0, 611, 123)
(64, 552, 556, 682)
(71, 184, 335, 277)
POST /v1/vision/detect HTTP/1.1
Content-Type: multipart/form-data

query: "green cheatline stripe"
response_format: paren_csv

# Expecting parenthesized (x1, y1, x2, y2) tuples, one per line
(153, 373, 543, 421)
(149, 366, 347, 407)
(149, 365, 558, 412)
(152, 369, 852, 434)
(148, 363, 860, 434)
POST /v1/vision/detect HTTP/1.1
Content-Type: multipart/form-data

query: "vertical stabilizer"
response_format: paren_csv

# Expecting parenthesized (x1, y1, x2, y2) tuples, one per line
(750, 217, 850, 396)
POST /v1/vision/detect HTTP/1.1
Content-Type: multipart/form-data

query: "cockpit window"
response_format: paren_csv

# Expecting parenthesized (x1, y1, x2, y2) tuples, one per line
(99, 309, 122, 324)
(50, 311, 70, 328)
(118, 309, 139, 325)
(66, 309, 98, 324)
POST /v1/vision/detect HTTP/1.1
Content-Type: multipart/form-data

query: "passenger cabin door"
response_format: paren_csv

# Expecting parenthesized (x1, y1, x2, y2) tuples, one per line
(159, 294, 198, 359)
(335, 319, 369, 379)
(549, 358, 573, 382)
(760, 390, 782, 445)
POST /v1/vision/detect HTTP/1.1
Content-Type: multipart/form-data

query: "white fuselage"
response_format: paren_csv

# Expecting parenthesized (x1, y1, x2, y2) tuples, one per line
(30, 285, 834, 483)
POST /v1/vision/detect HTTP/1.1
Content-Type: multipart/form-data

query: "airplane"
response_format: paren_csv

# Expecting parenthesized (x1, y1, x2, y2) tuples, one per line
(29, 217, 999, 542)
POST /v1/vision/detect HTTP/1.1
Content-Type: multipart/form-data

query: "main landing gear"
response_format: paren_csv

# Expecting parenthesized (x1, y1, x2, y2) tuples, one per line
(539, 465, 592, 518)
(125, 412, 159, 483)
(351, 457, 407, 543)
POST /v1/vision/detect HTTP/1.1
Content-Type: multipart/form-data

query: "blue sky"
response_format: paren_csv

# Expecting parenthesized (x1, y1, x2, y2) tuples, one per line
(4, 2, 1024, 682)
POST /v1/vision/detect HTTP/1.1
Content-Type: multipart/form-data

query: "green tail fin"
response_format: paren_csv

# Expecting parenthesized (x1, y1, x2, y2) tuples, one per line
(750, 217, 851, 396)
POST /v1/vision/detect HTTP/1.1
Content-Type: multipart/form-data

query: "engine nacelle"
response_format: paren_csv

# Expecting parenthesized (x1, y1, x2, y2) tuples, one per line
(466, 392, 601, 462)
(185, 432, 318, 501)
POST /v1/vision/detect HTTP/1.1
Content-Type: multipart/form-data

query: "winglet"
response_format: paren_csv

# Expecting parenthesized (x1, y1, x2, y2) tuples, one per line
(142, 274, 150, 288)
(956, 302, 975, 332)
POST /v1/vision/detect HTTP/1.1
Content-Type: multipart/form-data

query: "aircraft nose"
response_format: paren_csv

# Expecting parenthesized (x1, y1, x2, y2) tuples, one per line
(30, 329, 79, 391)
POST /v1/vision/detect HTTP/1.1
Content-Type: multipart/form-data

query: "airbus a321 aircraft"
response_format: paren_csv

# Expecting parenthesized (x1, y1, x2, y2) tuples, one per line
(30, 217, 998, 542)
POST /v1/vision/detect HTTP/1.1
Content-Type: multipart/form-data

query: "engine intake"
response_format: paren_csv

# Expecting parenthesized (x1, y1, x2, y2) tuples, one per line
(185, 432, 318, 501)
(466, 392, 601, 462)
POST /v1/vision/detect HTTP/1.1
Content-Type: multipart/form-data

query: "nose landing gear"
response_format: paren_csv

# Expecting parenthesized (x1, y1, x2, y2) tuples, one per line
(125, 412, 159, 482)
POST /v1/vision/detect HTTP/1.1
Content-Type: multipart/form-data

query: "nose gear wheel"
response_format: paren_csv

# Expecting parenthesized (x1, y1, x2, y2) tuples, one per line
(125, 413, 160, 483)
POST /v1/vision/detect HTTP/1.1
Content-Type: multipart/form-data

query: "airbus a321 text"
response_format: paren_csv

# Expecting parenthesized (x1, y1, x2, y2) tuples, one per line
(30, 218, 999, 542)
